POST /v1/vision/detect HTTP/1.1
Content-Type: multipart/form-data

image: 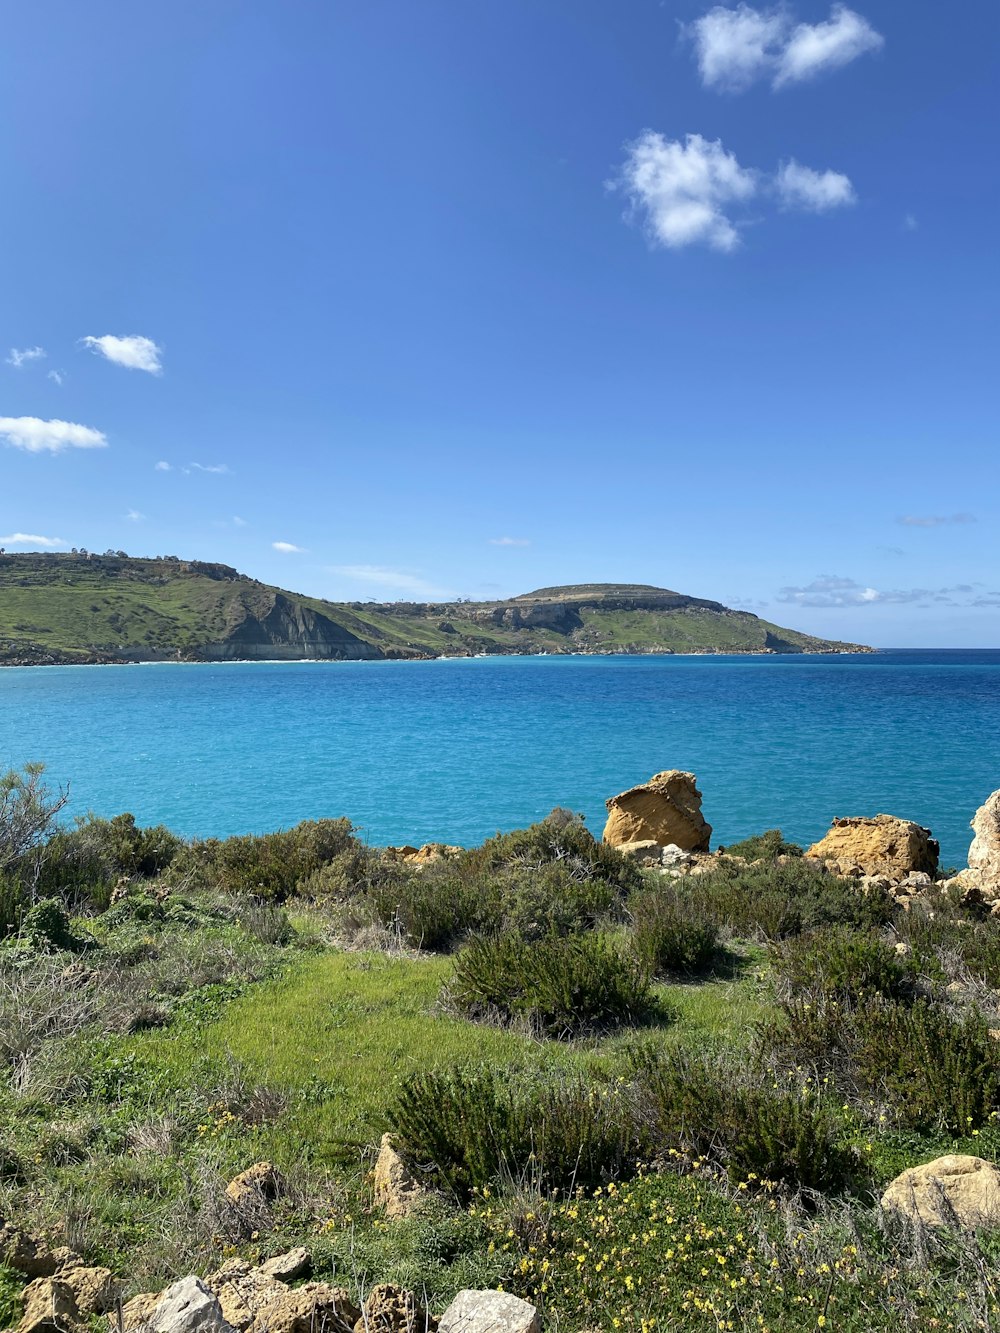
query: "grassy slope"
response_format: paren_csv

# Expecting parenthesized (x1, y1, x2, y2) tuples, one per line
(0, 555, 870, 661)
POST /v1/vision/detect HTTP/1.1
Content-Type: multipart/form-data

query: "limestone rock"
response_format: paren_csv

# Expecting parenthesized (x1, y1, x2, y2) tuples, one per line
(0, 1221, 59, 1278)
(224, 1161, 283, 1207)
(805, 814, 939, 880)
(438, 1290, 541, 1333)
(968, 790, 1000, 894)
(18, 1276, 85, 1333)
(259, 1248, 311, 1282)
(117, 1291, 162, 1332)
(205, 1260, 284, 1332)
(60, 1265, 120, 1316)
(603, 771, 711, 852)
(247, 1282, 358, 1333)
(616, 839, 662, 862)
(359, 1284, 429, 1333)
(881, 1155, 1000, 1229)
(373, 1134, 425, 1220)
(136, 1278, 237, 1333)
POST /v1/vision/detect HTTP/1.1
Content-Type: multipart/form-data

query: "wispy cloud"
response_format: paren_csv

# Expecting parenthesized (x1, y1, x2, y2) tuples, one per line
(897, 513, 976, 528)
(6, 346, 46, 369)
(328, 565, 455, 599)
(778, 574, 981, 608)
(686, 4, 883, 93)
(272, 541, 305, 554)
(232, 516, 247, 527)
(903, 213, 919, 232)
(81, 333, 163, 374)
(0, 532, 67, 548)
(490, 536, 532, 547)
(613, 132, 854, 251)
(125, 509, 145, 522)
(0, 416, 107, 454)
(775, 159, 855, 211)
(47, 369, 64, 386)
(188, 462, 229, 475)
(154, 461, 172, 472)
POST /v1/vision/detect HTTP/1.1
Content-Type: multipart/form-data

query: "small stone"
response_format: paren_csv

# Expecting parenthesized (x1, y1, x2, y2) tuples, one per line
(258, 1248, 311, 1282)
(225, 1162, 282, 1207)
(372, 1134, 425, 1220)
(882, 1155, 1000, 1230)
(438, 1290, 541, 1333)
(141, 1276, 237, 1333)
(18, 1276, 85, 1333)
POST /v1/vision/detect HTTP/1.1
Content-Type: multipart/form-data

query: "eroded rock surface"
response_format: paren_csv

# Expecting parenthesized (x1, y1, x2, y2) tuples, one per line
(438, 1290, 540, 1333)
(373, 1134, 425, 1219)
(805, 814, 939, 880)
(967, 790, 1000, 894)
(881, 1155, 1000, 1229)
(603, 771, 711, 852)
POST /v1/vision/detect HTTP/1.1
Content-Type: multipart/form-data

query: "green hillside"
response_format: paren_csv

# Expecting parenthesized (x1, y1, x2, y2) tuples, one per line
(0, 553, 872, 663)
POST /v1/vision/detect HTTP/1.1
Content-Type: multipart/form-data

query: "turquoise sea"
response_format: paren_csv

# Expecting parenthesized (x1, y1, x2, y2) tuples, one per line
(1, 651, 998, 868)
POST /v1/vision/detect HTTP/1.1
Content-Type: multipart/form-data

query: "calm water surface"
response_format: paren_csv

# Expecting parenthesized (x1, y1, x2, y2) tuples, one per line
(1, 651, 998, 867)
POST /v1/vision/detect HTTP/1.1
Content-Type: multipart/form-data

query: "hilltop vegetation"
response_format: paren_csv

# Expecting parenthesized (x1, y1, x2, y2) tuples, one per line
(0, 554, 870, 663)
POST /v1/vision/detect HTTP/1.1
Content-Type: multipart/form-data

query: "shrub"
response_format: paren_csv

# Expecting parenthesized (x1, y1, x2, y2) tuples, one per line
(760, 995, 1000, 1134)
(19, 897, 83, 953)
(675, 857, 894, 941)
(361, 865, 492, 951)
(171, 819, 359, 900)
(771, 927, 916, 1005)
(897, 907, 1000, 989)
(630, 890, 718, 976)
(0, 763, 68, 877)
(36, 813, 182, 906)
(632, 1048, 857, 1194)
(447, 932, 656, 1038)
(391, 1066, 641, 1199)
(461, 811, 642, 894)
(719, 829, 803, 860)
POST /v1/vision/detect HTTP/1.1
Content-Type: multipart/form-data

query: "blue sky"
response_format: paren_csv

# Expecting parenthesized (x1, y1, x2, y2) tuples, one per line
(1, 1, 997, 646)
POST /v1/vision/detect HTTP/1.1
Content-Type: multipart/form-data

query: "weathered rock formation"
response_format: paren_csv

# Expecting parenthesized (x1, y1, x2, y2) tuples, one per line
(805, 814, 939, 880)
(603, 771, 711, 852)
(967, 790, 1000, 894)
(373, 1133, 426, 1219)
(881, 1155, 1000, 1230)
(438, 1290, 540, 1333)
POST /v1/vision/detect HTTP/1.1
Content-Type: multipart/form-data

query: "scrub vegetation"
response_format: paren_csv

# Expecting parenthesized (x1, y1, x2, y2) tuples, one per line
(2, 764, 1000, 1328)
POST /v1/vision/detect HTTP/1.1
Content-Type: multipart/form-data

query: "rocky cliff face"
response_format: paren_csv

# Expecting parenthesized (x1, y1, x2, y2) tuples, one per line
(205, 594, 383, 661)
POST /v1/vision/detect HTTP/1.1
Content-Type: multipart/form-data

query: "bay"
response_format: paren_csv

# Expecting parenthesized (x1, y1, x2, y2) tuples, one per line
(1, 650, 998, 868)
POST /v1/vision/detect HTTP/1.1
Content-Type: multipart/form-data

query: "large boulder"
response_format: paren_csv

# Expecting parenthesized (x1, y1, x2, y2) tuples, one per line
(967, 790, 1000, 894)
(603, 771, 711, 852)
(805, 814, 938, 880)
(881, 1155, 1000, 1229)
(438, 1290, 540, 1333)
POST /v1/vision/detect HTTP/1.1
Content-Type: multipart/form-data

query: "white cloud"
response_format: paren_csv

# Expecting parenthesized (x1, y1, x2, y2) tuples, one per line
(6, 346, 46, 369)
(778, 574, 981, 607)
(686, 4, 786, 92)
(775, 159, 855, 211)
(615, 131, 758, 252)
(328, 565, 455, 599)
(232, 516, 247, 527)
(0, 532, 67, 548)
(272, 541, 305, 554)
(125, 509, 145, 522)
(47, 369, 64, 386)
(0, 416, 107, 454)
(189, 462, 229, 474)
(154, 461, 172, 472)
(490, 536, 531, 547)
(686, 4, 883, 93)
(903, 213, 918, 232)
(775, 5, 884, 87)
(898, 513, 976, 528)
(81, 333, 163, 374)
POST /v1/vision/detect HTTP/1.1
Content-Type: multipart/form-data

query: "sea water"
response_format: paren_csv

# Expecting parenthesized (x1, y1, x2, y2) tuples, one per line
(1, 651, 998, 868)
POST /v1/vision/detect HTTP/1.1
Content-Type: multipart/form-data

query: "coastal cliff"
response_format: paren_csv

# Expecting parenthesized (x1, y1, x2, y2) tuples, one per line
(0, 554, 872, 664)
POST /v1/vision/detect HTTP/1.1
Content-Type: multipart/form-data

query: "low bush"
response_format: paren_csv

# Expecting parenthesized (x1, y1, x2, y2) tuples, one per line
(460, 810, 642, 894)
(675, 857, 894, 941)
(170, 819, 359, 900)
(771, 927, 916, 1005)
(19, 897, 85, 953)
(360, 865, 491, 951)
(630, 890, 718, 976)
(35, 813, 182, 908)
(447, 932, 656, 1037)
(391, 1066, 641, 1199)
(719, 828, 803, 860)
(632, 1048, 857, 1194)
(761, 995, 1000, 1134)
(897, 907, 1000, 989)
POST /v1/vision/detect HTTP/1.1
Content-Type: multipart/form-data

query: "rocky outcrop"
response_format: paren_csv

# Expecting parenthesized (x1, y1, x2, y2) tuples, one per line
(966, 790, 1000, 895)
(247, 1282, 358, 1333)
(805, 814, 939, 880)
(439, 1291, 540, 1333)
(210, 594, 380, 661)
(383, 844, 463, 866)
(603, 771, 711, 852)
(224, 1161, 282, 1208)
(361, 1284, 430, 1333)
(373, 1134, 426, 1219)
(881, 1155, 1000, 1230)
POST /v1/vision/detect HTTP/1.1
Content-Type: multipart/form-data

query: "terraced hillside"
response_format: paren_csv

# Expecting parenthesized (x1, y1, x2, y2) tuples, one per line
(0, 555, 871, 663)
